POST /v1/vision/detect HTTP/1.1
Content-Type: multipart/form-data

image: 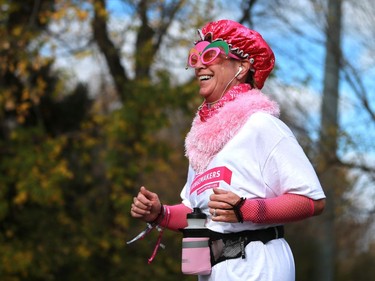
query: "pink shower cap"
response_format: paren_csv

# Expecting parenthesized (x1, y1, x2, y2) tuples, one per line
(199, 20, 275, 89)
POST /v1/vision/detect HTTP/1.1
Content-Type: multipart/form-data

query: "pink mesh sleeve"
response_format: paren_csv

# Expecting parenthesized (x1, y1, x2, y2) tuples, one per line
(159, 203, 191, 231)
(241, 193, 315, 224)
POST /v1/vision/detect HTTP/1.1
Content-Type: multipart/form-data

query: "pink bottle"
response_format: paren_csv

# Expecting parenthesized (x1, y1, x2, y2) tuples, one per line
(181, 208, 211, 275)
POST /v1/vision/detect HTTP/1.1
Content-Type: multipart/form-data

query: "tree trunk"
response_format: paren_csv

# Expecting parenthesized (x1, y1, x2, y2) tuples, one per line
(317, 0, 342, 280)
(92, 0, 129, 101)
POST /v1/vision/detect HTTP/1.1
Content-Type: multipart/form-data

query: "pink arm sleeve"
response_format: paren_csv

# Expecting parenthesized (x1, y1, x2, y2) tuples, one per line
(241, 193, 315, 224)
(159, 203, 191, 231)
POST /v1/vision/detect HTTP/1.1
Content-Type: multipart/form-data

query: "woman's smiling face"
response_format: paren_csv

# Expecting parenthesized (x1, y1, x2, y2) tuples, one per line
(187, 41, 242, 103)
(194, 55, 241, 103)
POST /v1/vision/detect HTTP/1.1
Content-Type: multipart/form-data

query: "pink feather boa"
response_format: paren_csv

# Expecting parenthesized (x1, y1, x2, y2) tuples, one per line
(185, 88, 280, 174)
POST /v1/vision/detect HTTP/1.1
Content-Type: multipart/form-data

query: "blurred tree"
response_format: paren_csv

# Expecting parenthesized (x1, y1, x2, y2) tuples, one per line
(316, 0, 342, 280)
(0, 1, 95, 280)
(0, 0, 213, 280)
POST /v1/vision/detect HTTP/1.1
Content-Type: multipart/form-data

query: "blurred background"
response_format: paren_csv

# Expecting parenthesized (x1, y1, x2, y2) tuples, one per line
(0, 0, 374, 280)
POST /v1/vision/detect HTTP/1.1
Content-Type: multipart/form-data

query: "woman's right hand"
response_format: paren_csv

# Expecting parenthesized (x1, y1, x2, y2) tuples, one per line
(130, 186, 162, 222)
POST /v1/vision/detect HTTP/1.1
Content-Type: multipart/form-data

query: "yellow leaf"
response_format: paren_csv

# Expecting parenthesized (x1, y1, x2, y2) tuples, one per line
(13, 191, 28, 205)
(5, 98, 16, 110)
(12, 26, 22, 36)
(21, 89, 30, 101)
(17, 61, 28, 76)
(77, 10, 89, 21)
(76, 245, 91, 258)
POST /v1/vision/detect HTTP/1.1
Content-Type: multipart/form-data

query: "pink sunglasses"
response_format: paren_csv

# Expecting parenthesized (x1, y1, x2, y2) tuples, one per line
(187, 41, 240, 68)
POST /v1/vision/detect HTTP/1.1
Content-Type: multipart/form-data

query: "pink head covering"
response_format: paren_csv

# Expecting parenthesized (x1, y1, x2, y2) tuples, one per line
(198, 19, 275, 89)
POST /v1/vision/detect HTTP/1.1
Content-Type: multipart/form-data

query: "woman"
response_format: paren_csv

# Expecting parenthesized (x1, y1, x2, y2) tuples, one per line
(130, 19, 326, 281)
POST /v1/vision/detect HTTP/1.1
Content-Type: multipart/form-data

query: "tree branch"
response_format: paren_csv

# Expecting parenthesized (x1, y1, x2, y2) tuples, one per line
(238, 0, 258, 27)
(155, 0, 186, 50)
(342, 58, 375, 123)
(92, 0, 128, 100)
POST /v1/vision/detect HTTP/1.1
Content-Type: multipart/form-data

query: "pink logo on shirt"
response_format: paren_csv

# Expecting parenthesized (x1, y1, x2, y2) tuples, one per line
(190, 166, 232, 195)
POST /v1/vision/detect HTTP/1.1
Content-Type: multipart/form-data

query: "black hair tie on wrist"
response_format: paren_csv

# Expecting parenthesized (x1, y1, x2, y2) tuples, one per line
(150, 203, 164, 226)
(232, 197, 246, 223)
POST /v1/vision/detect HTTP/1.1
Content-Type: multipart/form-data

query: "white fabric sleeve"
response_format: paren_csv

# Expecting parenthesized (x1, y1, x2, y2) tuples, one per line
(262, 135, 325, 200)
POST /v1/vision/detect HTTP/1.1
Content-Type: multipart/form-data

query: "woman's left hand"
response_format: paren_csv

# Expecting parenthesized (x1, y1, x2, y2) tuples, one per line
(208, 188, 241, 222)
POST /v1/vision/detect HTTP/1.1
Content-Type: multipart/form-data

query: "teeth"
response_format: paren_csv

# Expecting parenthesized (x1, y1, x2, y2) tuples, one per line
(199, 75, 212, 81)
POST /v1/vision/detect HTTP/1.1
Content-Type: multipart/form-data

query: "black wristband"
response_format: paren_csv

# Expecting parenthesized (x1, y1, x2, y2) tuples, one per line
(150, 203, 164, 226)
(232, 198, 246, 223)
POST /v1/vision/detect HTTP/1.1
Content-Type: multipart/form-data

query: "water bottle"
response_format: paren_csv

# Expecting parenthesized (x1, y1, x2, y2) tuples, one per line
(181, 208, 211, 275)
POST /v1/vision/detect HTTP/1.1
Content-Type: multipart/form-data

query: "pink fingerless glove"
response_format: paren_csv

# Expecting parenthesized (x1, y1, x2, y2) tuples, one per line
(158, 203, 190, 231)
(240, 193, 315, 224)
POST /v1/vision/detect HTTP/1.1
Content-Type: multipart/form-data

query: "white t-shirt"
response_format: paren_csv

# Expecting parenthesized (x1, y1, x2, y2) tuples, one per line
(180, 112, 325, 280)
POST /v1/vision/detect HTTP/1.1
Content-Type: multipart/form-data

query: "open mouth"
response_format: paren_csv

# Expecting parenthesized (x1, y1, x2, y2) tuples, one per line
(199, 75, 213, 81)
